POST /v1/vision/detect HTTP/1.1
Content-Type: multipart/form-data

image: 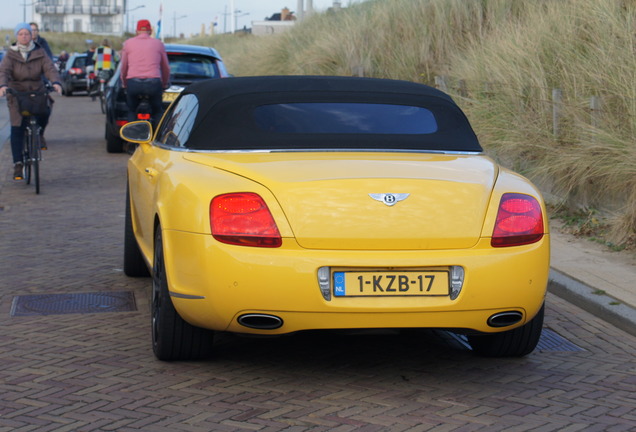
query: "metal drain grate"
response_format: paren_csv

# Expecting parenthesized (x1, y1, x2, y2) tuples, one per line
(536, 328, 584, 352)
(11, 291, 137, 317)
(442, 328, 584, 352)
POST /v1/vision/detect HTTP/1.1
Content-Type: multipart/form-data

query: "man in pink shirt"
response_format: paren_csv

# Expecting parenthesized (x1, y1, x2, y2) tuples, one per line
(120, 19, 170, 126)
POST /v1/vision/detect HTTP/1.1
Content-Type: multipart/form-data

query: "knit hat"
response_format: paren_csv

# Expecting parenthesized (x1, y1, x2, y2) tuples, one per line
(14, 22, 32, 36)
(136, 19, 152, 32)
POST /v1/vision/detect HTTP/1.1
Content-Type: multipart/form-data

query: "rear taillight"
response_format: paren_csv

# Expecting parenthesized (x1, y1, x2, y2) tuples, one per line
(137, 113, 151, 120)
(491, 193, 544, 247)
(69, 67, 83, 75)
(210, 193, 282, 248)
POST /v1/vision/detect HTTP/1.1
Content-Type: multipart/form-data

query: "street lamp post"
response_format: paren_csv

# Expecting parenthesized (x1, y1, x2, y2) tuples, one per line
(126, 4, 145, 34)
(222, 5, 228, 34)
(21, 1, 36, 23)
(173, 13, 187, 38)
(230, 0, 235, 33)
(234, 11, 249, 32)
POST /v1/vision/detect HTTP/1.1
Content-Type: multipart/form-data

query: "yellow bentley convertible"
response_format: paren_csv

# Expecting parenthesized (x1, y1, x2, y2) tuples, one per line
(121, 76, 550, 361)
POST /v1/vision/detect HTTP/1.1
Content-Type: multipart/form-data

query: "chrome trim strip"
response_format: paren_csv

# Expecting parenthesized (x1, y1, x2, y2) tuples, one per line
(169, 291, 205, 300)
(159, 145, 482, 156)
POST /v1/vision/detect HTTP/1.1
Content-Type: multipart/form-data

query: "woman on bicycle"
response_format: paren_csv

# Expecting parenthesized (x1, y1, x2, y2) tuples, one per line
(0, 22, 62, 180)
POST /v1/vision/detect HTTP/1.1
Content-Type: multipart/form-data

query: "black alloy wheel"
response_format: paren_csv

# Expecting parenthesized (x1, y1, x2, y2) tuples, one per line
(152, 227, 214, 361)
(123, 184, 150, 277)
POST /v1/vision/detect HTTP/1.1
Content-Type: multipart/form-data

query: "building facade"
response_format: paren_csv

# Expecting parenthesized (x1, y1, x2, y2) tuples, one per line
(33, 0, 125, 35)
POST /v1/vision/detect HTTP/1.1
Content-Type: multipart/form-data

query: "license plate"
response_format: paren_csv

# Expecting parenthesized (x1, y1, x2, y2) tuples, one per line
(162, 92, 179, 102)
(333, 270, 449, 297)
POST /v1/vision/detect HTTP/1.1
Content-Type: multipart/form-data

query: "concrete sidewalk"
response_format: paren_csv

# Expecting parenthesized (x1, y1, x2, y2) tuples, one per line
(549, 228, 636, 336)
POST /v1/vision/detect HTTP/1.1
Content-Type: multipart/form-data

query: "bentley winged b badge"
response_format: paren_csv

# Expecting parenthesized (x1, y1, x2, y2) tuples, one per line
(369, 193, 410, 206)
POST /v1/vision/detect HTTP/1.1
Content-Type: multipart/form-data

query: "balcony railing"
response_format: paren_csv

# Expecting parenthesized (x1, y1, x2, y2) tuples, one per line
(35, 4, 122, 15)
(91, 6, 121, 15)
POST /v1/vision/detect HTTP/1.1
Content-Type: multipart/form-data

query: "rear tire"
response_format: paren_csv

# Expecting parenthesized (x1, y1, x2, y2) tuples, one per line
(32, 133, 40, 194)
(33, 151, 40, 194)
(152, 227, 214, 361)
(22, 135, 31, 185)
(124, 185, 150, 277)
(468, 303, 544, 357)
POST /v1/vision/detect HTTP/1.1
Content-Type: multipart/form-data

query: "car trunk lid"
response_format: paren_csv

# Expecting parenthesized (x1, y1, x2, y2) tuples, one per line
(184, 152, 497, 250)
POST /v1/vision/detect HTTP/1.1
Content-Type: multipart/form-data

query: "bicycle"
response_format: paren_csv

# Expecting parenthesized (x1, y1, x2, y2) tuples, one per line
(90, 69, 112, 114)
(85, 65, 95, 96)
(7, 88, 50, 194)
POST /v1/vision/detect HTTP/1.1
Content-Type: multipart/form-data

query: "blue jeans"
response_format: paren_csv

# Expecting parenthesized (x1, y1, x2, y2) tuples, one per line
(126, 78, 164, 127)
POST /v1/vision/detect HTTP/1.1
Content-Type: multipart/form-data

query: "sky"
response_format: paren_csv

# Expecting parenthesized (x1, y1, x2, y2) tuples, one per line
(3, 1, 358, 38)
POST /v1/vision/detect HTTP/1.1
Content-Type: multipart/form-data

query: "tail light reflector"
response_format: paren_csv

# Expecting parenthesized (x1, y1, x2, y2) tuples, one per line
(210, 193, 282, 248)
(491, 193, 544, 247)
(69, 67, 83, 75)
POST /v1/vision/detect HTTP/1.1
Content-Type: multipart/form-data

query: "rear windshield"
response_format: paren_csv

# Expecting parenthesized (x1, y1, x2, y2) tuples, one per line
(253, 103, 438, 135)
(70, 56, 86, 69)
(168, 54, 219, 79)
(184, 91, 482, 152)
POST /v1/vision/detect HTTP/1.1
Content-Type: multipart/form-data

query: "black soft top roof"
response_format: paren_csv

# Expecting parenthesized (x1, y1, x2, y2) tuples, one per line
(182, 76, 482, 152)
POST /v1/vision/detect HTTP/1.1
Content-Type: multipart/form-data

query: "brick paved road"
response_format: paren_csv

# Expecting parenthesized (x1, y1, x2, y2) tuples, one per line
(1, 96, 635, 431)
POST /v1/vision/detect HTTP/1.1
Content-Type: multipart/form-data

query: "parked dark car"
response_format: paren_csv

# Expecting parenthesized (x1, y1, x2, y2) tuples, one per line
(104, 43, 229, 153)
(61, 53, 90, 96)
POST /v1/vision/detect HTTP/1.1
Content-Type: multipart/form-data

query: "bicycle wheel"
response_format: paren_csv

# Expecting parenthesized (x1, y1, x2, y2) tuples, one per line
(31, 132, 41, 194)
(23, 133, 31, 185)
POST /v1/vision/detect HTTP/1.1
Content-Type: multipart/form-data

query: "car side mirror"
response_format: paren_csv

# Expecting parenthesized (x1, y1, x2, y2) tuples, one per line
(120, 121, 152, 144)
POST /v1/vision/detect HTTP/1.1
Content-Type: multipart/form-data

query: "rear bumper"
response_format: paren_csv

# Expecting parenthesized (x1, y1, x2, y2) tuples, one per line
(65, 77, 87, 90)
(162, 230, 550, 335)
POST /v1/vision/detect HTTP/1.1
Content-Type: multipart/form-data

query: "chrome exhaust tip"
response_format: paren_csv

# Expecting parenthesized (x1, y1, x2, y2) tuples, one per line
(487, 311, 523, 328)
(237, 314, 283, 330)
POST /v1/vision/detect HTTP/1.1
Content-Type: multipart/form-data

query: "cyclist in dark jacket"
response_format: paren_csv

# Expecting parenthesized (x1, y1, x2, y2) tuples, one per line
(29, 22, 53, 59)
(30, 22, 55, 151)
(0, 23, 62, 180)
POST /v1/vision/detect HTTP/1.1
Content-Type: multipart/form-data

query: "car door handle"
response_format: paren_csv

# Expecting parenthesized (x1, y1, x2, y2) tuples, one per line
(145, 168, 158, 177)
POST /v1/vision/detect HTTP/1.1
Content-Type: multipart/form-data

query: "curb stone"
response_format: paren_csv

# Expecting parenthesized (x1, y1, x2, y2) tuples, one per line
(549, 268, 636, 337)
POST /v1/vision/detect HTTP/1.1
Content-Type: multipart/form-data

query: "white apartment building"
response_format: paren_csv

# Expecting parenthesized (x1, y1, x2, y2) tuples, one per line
(33, 0, 126, 35)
